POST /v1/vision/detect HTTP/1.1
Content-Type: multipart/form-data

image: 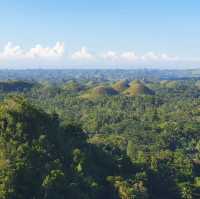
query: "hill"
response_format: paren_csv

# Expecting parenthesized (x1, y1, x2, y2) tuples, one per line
(161, 80, 179, 88)
(124, 80, 154, 96)
(62, 80, 84, 92)
(112, 80, 129, 92)
(0, 80, 34, 92)
(82, 85, 118, 99)
(0, 97, 141, 199)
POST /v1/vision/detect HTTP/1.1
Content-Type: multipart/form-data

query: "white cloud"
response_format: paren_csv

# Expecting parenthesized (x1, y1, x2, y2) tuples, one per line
(71, 47, 94, 60)
(101, 51, 118, 61)
(27, 42, 64, 58)
(142, 52, 178, 61)
(101, 51, 138, 63)
(1, 42, 24, 59)
(0, 42, 183, 68)
(0, 42, 65, 60)
(142, 52, 158, 61)
(120, 51, 138, 61)
(160, 53, 178, 61)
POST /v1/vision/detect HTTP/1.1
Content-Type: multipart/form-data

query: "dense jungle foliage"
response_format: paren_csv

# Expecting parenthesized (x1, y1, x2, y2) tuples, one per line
(1, 70, 200, 198)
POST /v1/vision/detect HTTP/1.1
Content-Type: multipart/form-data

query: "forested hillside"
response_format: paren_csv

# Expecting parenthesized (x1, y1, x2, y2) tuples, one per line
(0, 75, 200, 198)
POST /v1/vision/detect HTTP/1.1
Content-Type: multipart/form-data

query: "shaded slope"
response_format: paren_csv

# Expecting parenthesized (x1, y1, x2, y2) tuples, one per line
(0, 80, 34, 92)
(112, 80, 129, 92)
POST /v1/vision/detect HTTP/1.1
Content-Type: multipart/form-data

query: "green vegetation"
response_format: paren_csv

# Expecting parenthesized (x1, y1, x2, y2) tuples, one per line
(0, 81, 34, 92)
(112, 80, 129, 92)
(63, 80, 84, 92)
(0, 97, 137, 199)
(81, 86, 118, 99)
(124, 80, 154, 96)
(0, 71, 200, 198)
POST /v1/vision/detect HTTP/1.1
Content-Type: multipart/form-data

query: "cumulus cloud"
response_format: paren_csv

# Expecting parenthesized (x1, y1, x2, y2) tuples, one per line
(120, 51, 138, 61)
(27, 42, 64, 58)
(0, 42, 65, 60)
(160, 53, 178, 61)
(0, 42, 182, 68)
(101, 51, 138, 62)
(101, 51, 118, 61)
(142, 52, 178, 61)
(0, 42, 179, 63)
(71, 47, 94, 60)
(101, 50, 178, 63)
(142, 52, 158, 61)
(1, 42, 24, 59)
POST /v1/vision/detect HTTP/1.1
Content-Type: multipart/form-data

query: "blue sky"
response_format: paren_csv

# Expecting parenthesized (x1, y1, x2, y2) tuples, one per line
(0, 0, 200, 68)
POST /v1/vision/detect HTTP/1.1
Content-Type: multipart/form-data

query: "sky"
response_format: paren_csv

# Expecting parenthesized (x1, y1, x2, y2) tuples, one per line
(0, 0, 200, 69)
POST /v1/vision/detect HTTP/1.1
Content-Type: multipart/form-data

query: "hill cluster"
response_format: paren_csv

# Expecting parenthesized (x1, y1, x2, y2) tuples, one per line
(81, 80, 155, 99)
(0, 78, 200, 198)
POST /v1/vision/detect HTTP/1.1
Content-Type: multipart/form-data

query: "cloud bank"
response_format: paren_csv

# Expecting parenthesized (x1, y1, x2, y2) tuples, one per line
(0, 42, 65, 60)
(0, 41, 196, 68)
(71, 47, 94, 60)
